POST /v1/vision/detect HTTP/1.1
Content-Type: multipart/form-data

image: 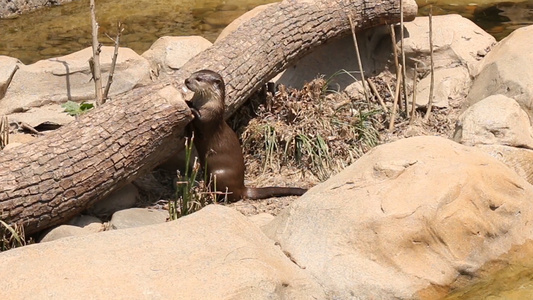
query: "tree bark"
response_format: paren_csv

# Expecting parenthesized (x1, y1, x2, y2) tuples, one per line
(0, 0, 418, 235)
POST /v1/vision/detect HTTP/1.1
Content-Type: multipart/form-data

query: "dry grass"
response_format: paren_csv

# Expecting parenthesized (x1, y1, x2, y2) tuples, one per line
(231, 71, 458, 190)
(1, 219, 26, 251)
(237, 77, 382, 183)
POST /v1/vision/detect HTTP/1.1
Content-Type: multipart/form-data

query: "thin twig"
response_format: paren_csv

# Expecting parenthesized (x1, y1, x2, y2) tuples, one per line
(103, 22, 124, 101)
(0, 115, 8, 149)
(389, 25, 400, 80)
(20, 122, 40, 135)
(348, 15, 370, 106)
(409, 63, 418, 124)
(400, 0, 408, 113)
(389, 64, 402, 131)
(90, 0, 103, 106)
(367, 79, 388, 113)
(424, 5, 435, 120)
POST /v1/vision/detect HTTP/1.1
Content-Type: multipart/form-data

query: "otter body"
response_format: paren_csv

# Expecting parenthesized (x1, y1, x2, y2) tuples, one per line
(185, 69, 307, 201)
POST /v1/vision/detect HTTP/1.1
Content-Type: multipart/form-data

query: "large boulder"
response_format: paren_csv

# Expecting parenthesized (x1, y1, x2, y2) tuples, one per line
(477, 144, 533, 185)
(0, 205, 324, 299)
(455, 94, 533, 148)
(467, 25, 533, 119)
(402, 15, 495, 108)
(0, 46, 151, 115)
(0, 56, 20, 99)
(454, 94, 533, 186)
(403, 14, 495, 74)
(141, 36, 212, 76)
(264, 136, 533, 299)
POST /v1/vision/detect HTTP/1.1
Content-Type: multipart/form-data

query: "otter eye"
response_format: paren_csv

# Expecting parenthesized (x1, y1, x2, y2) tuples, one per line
(197, 77, 204, 82)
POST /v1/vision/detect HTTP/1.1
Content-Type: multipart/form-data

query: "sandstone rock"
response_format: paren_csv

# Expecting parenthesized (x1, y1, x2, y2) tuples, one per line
(0, 205, 324, 299)
(141, 36, 212, 75)
(455, 94, 533, 148)
(39, 215, 104, 242)
(403, 15, 495, 73)
(109, 208, 168, 230)
(39, 225, 94, 243)
(67, 214, 104, 233)
(403, 15, 495, 109)
(265, 136, 533, 299)
(0, 46, 151, 115)
(7, 104, 74, 127)
(477, 144, 533, 185)
(274, 34, 366, 90)
(88, 183, 139, 218)
(0, 56, 20, 99)
(467, 25, 533, 119)
(415, 66, 470, 108)
(248, 212, 275, 228)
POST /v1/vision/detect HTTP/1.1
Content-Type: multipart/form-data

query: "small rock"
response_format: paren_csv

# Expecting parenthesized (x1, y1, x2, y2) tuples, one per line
(67, 215, 104, 233)
(415, 66, 470, 108)
(7, 104, 74, 128)
(39, 225, 93, 243)
(0, 55, 20, 99)
(142, 36, 212, 75)
(457, 94, 533, 148)
(109, 208, 168, 230)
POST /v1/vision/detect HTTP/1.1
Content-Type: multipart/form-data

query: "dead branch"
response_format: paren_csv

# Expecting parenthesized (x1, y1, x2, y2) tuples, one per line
(89, 0, 103, 105)
(103, 22, 125, 100)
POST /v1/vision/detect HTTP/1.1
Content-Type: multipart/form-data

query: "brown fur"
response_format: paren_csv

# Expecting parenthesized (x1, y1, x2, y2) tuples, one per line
(185, 69, 307, 201)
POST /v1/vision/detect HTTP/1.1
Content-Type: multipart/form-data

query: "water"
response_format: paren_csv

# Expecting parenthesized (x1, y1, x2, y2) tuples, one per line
(444, 241, 533, 299)
(1, 0, 532, 64)
(0, 0, 276, 64)
(418, 0, 533, 40)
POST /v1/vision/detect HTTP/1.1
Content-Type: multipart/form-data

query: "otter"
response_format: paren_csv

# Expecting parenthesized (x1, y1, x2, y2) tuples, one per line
(184, 69, 307, 201)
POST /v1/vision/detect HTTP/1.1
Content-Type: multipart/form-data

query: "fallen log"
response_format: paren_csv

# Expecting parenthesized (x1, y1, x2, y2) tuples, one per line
(0, 0, 417, 235)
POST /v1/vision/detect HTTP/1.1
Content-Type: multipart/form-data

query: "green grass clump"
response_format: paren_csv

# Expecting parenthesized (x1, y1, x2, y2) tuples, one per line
(168, 136, 217, 220)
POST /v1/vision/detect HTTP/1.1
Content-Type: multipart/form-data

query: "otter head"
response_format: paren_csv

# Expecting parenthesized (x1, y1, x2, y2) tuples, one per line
(185, 70, 226, 110)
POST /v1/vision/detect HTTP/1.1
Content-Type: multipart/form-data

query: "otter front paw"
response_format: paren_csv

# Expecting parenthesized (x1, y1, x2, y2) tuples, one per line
(186, 102, 201, 119)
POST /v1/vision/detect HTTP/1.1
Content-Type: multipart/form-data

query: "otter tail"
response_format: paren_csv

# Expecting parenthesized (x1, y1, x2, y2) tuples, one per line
(245, 187, 307, 200)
